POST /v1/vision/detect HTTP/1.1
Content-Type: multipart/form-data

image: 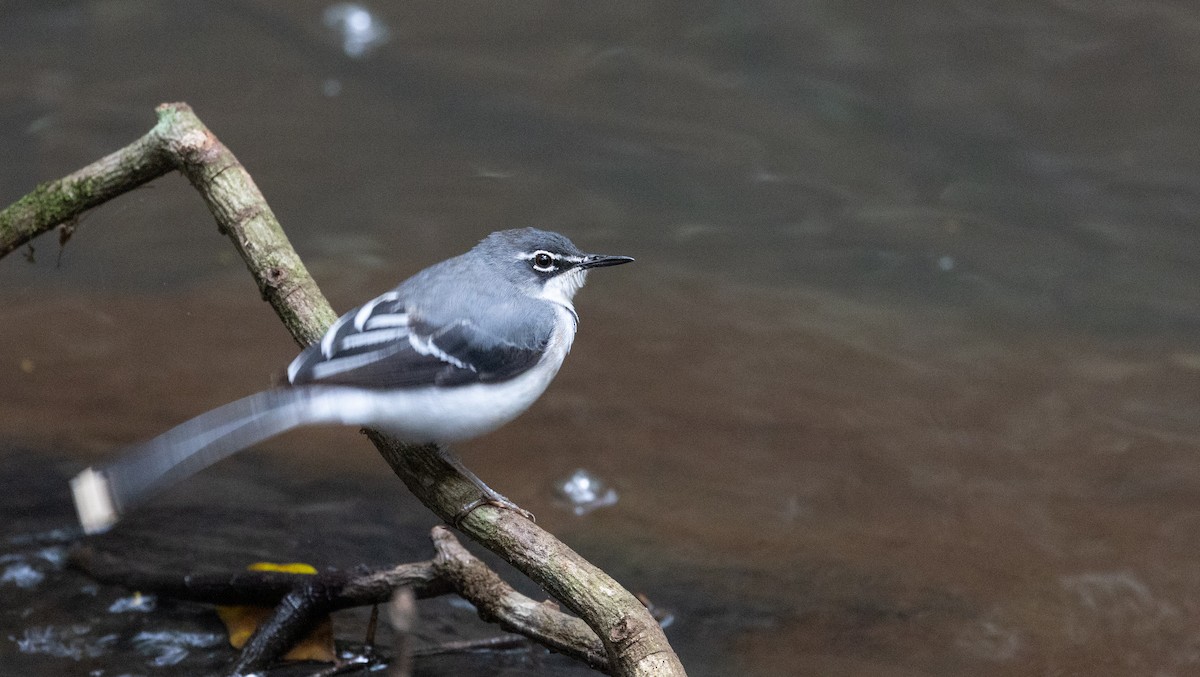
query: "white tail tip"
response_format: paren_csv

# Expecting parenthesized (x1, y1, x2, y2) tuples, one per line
(71, 467, 118, 535)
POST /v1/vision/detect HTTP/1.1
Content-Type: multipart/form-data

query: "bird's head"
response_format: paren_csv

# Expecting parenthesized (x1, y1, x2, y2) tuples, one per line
(476, 228, 634, 306)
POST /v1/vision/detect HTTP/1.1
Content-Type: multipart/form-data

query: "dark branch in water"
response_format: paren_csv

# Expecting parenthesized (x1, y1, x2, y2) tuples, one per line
(69, 527, 610, 674)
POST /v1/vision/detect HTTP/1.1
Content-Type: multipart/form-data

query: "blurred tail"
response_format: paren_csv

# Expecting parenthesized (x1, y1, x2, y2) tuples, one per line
(70, 387, 358, 534)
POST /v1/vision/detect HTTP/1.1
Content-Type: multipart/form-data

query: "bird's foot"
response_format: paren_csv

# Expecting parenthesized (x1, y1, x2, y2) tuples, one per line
(453, 490, 536, 528)
(434, 444, 535, 527)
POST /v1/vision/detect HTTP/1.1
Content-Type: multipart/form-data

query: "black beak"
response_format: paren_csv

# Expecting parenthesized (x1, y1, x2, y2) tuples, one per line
(579, 254, 635, 269)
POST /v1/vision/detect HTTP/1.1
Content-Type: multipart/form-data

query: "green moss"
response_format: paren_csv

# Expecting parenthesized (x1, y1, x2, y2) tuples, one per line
(44, 176, 103, 220)
(0, 177, 99, 254)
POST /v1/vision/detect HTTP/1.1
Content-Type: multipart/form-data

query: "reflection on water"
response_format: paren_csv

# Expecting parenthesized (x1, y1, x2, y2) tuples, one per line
(3, 1, 1200, 675)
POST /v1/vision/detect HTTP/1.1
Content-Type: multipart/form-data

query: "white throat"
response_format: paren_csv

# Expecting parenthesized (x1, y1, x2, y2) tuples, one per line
(537, 268, 588, 311)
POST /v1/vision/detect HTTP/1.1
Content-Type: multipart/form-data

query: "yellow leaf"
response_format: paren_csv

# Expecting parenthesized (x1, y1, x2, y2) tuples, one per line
(215, 561, 335, 663)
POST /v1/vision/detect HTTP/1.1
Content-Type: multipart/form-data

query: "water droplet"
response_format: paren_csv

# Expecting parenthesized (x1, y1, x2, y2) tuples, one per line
(554, 469, 619, 516)
(323, 3, 391, 59)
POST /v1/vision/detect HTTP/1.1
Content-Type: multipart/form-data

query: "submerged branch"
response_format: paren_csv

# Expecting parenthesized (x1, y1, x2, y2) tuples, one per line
(69, 527, 610, 673)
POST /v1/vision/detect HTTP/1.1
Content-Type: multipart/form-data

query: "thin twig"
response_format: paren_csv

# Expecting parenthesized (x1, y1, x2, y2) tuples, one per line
(385, 587, 416, 677)
(411, 634, 530, 656)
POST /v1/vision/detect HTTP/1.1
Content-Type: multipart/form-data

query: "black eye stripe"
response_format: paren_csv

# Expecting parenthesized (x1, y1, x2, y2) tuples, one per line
(523, 249, 589, 274)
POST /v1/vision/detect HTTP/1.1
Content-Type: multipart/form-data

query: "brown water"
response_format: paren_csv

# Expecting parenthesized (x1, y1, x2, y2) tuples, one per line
(3, 2, 1200, 675)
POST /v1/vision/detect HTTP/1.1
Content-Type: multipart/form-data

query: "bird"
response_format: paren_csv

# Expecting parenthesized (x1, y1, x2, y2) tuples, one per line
(70, 228, 634, 534)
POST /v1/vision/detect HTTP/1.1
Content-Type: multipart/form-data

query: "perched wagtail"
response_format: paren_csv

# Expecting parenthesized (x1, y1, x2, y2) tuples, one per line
(70, 228, 633, 534)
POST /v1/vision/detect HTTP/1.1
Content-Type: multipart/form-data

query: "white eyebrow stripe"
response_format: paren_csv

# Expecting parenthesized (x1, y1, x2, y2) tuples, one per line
(517, 250, 560, 260)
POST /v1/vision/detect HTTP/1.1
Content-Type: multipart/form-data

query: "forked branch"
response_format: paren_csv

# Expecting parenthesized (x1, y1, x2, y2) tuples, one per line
(0, 103, 684, 677)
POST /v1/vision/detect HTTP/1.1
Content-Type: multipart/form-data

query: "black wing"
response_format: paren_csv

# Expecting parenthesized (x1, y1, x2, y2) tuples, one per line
(286, 291, 548, 389)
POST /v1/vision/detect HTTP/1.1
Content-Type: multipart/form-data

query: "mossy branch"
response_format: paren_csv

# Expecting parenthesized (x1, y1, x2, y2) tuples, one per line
(0, 103, 336, 345)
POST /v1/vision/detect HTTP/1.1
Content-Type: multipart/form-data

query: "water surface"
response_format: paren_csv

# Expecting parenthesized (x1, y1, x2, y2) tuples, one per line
(3, 2, 1200, 675)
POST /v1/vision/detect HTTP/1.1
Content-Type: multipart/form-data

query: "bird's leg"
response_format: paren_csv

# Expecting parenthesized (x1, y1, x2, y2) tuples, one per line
(435, 445, 535, 525)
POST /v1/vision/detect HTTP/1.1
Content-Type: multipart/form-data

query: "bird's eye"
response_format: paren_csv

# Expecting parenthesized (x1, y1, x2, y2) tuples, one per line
(532, 252, 556, 271)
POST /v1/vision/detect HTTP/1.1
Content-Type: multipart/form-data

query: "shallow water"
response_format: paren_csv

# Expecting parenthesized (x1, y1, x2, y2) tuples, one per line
(3, 2, 1200, 675)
